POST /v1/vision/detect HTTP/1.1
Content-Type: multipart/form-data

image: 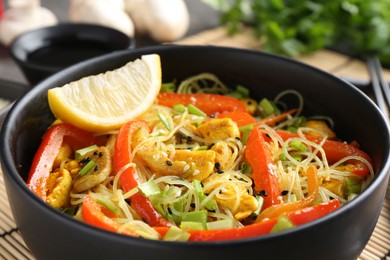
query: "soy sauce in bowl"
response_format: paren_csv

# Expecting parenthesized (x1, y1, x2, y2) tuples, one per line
(10, 23, 134, 85)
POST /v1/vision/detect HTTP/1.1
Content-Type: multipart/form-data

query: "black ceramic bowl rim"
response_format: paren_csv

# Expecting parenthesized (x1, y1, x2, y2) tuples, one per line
(9, 23, 134, 74)
(2, 45, 390, 249)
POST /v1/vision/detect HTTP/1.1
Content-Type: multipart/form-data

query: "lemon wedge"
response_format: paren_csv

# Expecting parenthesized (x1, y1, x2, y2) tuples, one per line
(48, 54, 161, 132)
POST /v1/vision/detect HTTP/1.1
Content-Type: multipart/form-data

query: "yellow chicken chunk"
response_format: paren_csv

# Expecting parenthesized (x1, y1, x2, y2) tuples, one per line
(132, 126, 216, 181)
(320, 178, 344, 198)
(46, 169, 73, 208)
(204, 174, 258, 221)
(53, 144, 72, 170)
(172, 150, 216, 181)
(306, 120, 336, 139)
(197, 118, 240, 140)
(210, 142, 233, 170)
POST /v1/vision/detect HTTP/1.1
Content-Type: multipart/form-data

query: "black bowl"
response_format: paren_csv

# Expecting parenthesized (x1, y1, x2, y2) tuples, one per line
(0, 79, 29, 126)
(1, 45, 389, 260)
(9, 23, 134, 85)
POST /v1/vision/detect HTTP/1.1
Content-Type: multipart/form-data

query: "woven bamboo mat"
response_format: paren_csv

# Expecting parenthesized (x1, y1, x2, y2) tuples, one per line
(0, 27, 389, 259)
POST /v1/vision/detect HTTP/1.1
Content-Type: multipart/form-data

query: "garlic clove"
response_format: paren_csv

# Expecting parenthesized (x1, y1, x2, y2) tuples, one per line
(68, 0, 135, 37)
(0, 0, 58, 45)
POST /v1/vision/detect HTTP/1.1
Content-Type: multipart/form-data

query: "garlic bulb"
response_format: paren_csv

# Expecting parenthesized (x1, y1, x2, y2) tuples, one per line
(0, 0, 58, 45)
(69, 0, 135, 37)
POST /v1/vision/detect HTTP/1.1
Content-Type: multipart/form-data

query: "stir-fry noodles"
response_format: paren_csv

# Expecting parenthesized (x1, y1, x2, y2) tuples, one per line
(27, 70, 374, 242)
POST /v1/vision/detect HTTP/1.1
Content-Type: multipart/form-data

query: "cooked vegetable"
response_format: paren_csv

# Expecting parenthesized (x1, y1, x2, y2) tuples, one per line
(27, 65, 373, 241)
(27, 123, 101, 201)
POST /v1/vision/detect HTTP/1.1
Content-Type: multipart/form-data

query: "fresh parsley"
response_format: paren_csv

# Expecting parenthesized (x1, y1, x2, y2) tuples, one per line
(202, 0, 390, 65)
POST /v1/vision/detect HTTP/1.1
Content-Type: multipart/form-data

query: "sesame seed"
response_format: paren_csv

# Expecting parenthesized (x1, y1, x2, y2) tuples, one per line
(281, 190, 289, 196)
(166, 160, 173, 166)
(259, 190, 267, 197)
(214, 162, 221, 170)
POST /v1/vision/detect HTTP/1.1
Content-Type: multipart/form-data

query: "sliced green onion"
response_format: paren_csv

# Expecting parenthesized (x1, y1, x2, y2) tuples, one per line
(138, 180, 161, 197)
(286, 126, 298, 133)
(161, 82, 176, 93)
(226, 91, 242, 99)
(78, 160, 96, 177)
(253, 195, 264, 216)
(289, 140, 308, 152)
(61, 207, 76, 216)
(96, 198, 118, 214)
(206, 219, 235, 230)
(157, 113, 172, 131)
(180, 221, 204, 231)
(75, 145, 98, 159)
(173, 104, 187, 113)
(193, 180, 217, 211)
(187, 104, 207, 117)
(196, 145, 209, 151)
(181, 210, 208, 229)
(271, 215, 295, 233)
(259, 98, 279, 116)
(240, 162, 253, 176)
(162, 226, 191, 241)
(343, 177, 362, 196)
(236, 85, 250, 98)
(289, 194, 297, 202)
(239, 124, 254, 144)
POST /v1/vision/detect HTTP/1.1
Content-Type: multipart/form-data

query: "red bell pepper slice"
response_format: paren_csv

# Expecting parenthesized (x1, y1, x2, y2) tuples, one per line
(82, 195, 139, 236)
(154, 199, 341, 241)
(219, 111, 281, 209)
(113, 120, 172, 227)
(157, 93, 248, 115)
(27, 123, 101, 201)
(256, 165, 319, 222)
(276, 131, 373, 177)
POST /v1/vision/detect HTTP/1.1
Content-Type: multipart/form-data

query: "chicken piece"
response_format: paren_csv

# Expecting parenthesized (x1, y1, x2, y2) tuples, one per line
(203, 174, 258, 221)
(63, 160, 81, 178)
(306, 120, 336, 139)
(197, 118, 240, 140)
(172, 150, 216, 181)
(320, 178, 344, 198)
(52, 144, 72, 170)
(46, 169, 73, 208)
(73, 146, 112, 192)
(133, 126, 216, 181)
(210, 142, 233, 170)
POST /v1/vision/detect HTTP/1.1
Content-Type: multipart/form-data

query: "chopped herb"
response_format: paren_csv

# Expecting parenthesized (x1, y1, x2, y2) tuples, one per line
(162, 226, 190, 241)
(78, 159, 96, 177)
(173, 104, 187, 113)
(138, 180, 161, 197)
(187, 104, 207, 117)
(161, 82, 176, 93)
(239, 124, 254, 144)
(75, 145, 98, 159)
(158, 113, 172, 131)
(271, 216, 295, 233)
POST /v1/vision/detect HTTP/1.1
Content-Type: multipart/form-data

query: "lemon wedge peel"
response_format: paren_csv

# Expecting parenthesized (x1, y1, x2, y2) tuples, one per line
(48, 54, 161, 132)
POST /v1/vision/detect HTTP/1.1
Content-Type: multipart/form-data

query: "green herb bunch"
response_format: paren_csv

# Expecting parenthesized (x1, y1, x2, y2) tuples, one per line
(202, 0, 390, 65)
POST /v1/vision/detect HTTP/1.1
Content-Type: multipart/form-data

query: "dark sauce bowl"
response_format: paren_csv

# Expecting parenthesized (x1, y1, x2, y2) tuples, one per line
(1, 45, 390, 260)
(9, 23, 134, 85)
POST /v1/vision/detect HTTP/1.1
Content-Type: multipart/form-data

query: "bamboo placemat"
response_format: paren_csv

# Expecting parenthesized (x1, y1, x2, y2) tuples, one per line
(0, 27, 389, 259)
